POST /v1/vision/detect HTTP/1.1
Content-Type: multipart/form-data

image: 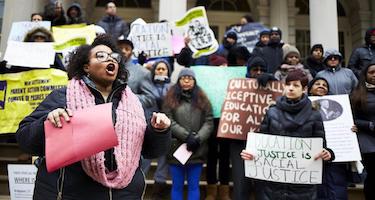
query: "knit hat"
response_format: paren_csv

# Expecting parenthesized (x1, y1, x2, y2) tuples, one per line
(310, 44, 324, 54)
(226, 31, 238, 41)
(365, 27, 375, 45)
(270, 27, 282, 38)
(285, 69, 309, 87)
(178, 68, 196, 80)
(259, 29, 270, 37)
(209, 54, 228, 66)
(246, 56, 267, 77)
(282, 44, 300, 60)
(307, 77, 330, 95)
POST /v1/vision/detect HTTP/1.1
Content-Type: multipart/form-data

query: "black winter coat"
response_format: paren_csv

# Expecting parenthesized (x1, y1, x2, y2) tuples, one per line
(348, 45, 375, 78)
(256, 94, 332, 200)
(252, 42, 284, 73)
(16, 78, 171, 200)
(303, 56, 325, 78)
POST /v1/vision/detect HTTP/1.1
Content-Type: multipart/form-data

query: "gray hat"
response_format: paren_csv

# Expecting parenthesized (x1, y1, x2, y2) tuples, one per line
(178, 68, 196, 80)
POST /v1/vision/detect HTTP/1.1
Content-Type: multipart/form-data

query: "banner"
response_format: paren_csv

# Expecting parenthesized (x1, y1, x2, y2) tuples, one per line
(4, 41, 55, 68)
(217, 79, 284, 140)
(0, 69, 68, 134)
(8, 21, 51, 42)
(226, 22, 267, 53)
(7, 164, 37, 200)
(175, 6, 218, 58)
(245, 133, 323, 184)
(309, 95, 362, 162)
(191, 66, 246, 118)
(128, 19, 173, 58)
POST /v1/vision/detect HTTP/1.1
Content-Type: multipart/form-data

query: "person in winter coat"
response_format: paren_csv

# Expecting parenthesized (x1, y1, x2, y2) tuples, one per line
(348, 27, 375, 78)
(16, 34, 171, 200)
(350, 61, 375, 200)
(274, 44, 313, 82)
(97, 2, 129, 41)
(316, 49, 358, 95)
(66, 3, 86, 25)
(163, 68, 214, 200)
(253, 29, 270, 48)
(43, 1, 66, 26)
(176, 36, 209, 68)
(304, 44, 326, 77)
(241, 69, 334, 200)
(252, 26, 284, 73)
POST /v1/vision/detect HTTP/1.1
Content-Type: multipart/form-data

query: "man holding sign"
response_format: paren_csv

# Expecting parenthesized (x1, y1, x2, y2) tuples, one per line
(241, 70, 334, 200)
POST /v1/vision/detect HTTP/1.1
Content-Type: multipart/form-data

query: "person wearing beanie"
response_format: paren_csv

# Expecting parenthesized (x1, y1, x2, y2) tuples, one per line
(163, 67, 213, 200)
(209, 54, 228, 66)
(348, 27, 375, 78)
(252, 26, 284, 73)
(254, 29, 270, 48)
(241, 68, 334, 200)
(274, 44, 313, 83)
(216, 32, 238, 62)
(316, 49, 358, 95)
(304, 44, 325, 77)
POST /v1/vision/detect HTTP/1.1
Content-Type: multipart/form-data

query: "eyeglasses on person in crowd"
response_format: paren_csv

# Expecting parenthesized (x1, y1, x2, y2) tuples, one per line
(327, 55, 340, 60)
(95, 51, 121, 63)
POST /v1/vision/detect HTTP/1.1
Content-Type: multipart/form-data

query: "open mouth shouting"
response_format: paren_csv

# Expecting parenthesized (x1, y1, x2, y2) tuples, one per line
(106, 63, 117, 76)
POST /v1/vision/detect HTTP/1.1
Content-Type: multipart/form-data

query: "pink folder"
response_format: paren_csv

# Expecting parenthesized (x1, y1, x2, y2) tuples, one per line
(44, 103, 118, 172)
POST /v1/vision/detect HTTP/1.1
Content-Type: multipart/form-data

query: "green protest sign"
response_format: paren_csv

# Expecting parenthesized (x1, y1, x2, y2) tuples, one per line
(191, 66, 246, 118)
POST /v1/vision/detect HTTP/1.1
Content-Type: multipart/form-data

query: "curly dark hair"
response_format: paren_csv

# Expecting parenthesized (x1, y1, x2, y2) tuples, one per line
(66, 34, 128, 81)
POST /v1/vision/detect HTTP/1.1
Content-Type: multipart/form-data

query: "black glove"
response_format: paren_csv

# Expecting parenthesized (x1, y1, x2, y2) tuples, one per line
(186, 132, 200, 152)
(256, 73, 277, 87)
(138, 51, 147, 65)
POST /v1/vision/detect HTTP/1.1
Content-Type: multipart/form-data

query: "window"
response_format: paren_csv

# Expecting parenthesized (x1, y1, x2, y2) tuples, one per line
(296, 30, 310, 59)
(196, 0, 251, 12)
(96, 0, 151, 8)
(295, 0, 346, 16)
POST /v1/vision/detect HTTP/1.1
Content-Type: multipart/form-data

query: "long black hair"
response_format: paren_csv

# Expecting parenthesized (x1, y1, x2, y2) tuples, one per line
(66, 34, 128, 81)
(351, 62, 375, 114)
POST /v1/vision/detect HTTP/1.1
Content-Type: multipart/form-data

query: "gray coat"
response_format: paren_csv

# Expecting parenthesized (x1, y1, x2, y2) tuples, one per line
(316, 66, 358, 95)
(163, 93, 214, 164)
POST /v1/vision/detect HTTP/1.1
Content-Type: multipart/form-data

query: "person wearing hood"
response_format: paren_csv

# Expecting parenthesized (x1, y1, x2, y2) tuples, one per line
(316, 49, 358, 95)
(254, 29, 270, 48)
(304, 44, 326, 77)
(348, 27, 375, 78)
(241, 69, 334, 200)
(351, 61, 375, 200)
(43, 1, 66, 26)
(274, 44, 312, 83)
(66, 3, 86, 25)
(97, 2, 129, 41)
(252, 26, 284, 73)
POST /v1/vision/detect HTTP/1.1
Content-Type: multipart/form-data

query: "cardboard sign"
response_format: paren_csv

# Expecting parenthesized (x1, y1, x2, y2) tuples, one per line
(217, 78, 284, 140)
(245, 133, 323, 184)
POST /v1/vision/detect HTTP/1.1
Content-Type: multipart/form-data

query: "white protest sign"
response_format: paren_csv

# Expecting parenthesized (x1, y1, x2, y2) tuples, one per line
(8, 21, 51, 42)
(8, 164, 37, 200)
(128, 19, 173, 58)
(175, 7, 218, 58)
(4, 41, 55, 68)
(245, 133, 323, 184)
(309, 94, 362, 162)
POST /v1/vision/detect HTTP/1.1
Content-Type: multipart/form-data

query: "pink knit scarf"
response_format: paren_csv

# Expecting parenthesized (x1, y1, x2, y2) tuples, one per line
(66, 78, 146, 189)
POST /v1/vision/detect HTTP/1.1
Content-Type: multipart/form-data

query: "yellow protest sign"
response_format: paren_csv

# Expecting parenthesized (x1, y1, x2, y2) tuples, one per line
(52, 24, 96, 45)
(0, 69, 68, 134)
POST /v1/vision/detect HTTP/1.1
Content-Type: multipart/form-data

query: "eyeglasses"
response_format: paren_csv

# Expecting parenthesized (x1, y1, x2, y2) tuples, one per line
(327, 55, 340, 60)
(95, 51, 121, 63)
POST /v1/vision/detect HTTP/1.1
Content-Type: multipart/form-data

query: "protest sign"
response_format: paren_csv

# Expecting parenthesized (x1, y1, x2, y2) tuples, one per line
(309, 94, 362, 162)
(226, 22, 267, 53)
(217, 78, 284, 140)
(7, 164, 37, 200)
(128, 20, 173, 58)
(175, 6, 218, 58)
(191, 66, 246, 118)
(0, 69, 68, 134)
(245, 133, 323, 184)
(52, 24, 96, 46)
(4, 41, 55, 68)
(8, 21, 51, 42)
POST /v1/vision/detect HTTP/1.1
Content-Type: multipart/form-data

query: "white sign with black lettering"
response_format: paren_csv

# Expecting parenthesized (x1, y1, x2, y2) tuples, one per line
(245, 133, 323, 184)
(8, 164, 37, 200)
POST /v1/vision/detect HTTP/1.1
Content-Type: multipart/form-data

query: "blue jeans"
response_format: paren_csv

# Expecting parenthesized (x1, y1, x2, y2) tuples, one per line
(141, 156, 169, 183)
(169, 163, 203, 200)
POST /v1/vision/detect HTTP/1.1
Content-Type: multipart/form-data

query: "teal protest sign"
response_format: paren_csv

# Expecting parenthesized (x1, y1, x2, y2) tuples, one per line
(191, 66, 246, 118)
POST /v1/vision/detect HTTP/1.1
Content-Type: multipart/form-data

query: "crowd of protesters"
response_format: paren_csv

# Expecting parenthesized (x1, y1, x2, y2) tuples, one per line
(1, 1, 375, 200)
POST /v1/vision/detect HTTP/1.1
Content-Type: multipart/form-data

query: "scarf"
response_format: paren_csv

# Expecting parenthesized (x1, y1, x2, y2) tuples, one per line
(365, 82, 375, 90)
(66, 78, 146, 189)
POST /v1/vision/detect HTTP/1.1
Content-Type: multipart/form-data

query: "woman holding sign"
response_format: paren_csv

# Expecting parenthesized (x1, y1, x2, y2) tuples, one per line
(351, 61, 375, 200)
(16, 34, 171, 200)
(241, 69, 333, 200)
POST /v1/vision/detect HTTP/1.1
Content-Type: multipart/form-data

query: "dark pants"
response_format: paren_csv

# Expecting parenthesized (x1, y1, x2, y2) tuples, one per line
(230, 140, 252, 200)
(318, 163, 348, 200)
(363, 153, 375, 200)
(206, 118, 230, 185)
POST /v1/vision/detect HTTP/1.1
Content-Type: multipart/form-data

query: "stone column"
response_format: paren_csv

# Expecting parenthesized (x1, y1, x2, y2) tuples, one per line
(158, 0, 186, 22)
(270, 0, 289, 43)
(309, 0, 338, 50)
